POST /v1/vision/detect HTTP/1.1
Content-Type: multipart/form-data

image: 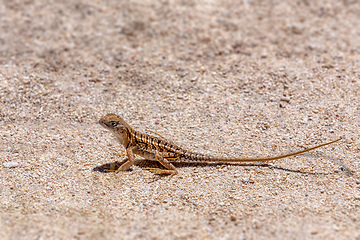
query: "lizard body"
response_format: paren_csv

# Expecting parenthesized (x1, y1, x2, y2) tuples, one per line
(99, 113, 341, 175)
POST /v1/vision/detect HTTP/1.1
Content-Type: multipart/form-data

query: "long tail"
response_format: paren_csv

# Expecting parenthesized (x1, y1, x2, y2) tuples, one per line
(183, 137, 342, 163)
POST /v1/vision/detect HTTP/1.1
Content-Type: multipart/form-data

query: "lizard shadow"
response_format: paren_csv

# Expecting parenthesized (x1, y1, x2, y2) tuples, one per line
(93, 159, 170, 173)
(93, 160, 129, 173)
(93, 152, 350, 175)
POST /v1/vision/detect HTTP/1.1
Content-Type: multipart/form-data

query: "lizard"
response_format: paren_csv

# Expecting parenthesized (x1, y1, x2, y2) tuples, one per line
(99, 113, 342, 175)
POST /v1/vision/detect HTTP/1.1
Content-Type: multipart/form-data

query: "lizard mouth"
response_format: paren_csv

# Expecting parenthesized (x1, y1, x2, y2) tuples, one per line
(99, 118, 107, 128)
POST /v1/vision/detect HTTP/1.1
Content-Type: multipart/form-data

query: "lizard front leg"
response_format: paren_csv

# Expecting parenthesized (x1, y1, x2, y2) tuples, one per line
(115, 145, 136, 173)
(146, 151, 179, 175)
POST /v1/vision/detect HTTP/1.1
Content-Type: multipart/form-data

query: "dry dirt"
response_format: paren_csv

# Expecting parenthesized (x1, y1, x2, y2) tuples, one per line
(1, 0, 360, 239)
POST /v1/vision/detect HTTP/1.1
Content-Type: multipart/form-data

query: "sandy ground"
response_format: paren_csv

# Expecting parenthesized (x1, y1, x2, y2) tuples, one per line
(1, 0, 360, 239)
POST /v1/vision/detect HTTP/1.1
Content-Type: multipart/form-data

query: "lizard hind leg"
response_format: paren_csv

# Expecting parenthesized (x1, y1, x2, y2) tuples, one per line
(145, 152, 178, 175)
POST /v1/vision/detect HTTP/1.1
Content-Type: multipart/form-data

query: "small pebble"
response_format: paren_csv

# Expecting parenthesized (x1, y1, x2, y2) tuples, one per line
(233, 173, 241, 178)
(280, 96, 291, 102)
(57, 159, 67, 165)
(3, 162, 19, 168)
(242, 177, 249, 182)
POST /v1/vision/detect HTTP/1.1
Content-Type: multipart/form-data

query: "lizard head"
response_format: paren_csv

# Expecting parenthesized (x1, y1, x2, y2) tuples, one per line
(99, 113, 131, 146)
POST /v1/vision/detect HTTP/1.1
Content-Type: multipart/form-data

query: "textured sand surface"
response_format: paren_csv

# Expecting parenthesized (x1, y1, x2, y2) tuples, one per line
(1, 1, 360, 239)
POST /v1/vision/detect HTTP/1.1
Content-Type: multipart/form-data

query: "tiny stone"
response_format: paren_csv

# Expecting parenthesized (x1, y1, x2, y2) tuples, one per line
(233, 173, 241, 178)
(57, 159, 67, 165)
(311, 231, 319, 235)
(280, 97, 291, 102)
(242, 177, 249, 182)
(230, 215, 237, 221)
(3, 162, 19, 168)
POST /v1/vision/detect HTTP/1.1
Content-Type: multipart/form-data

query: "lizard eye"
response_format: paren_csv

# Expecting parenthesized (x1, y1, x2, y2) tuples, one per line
(110, 121, 118, 127)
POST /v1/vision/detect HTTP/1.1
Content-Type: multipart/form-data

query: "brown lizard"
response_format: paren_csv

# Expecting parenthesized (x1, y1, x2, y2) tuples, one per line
(99, 113, 342, 175)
